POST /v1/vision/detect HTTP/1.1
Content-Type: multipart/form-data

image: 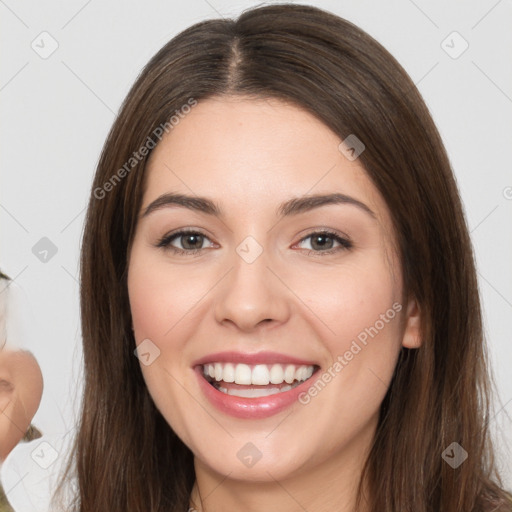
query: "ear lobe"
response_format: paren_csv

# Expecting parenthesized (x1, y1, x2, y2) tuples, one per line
(401, 297, 422, 349)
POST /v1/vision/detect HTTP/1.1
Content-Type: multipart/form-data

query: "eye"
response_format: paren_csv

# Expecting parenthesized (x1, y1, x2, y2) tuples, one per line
(155, 228, 352, 257)
(156, 229, 214, 255)
(0, 379, 14, 392)
(295, 230, 352, 256)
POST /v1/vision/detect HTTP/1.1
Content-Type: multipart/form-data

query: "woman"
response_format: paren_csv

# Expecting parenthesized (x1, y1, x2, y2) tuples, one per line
(54, 3, 512, 511)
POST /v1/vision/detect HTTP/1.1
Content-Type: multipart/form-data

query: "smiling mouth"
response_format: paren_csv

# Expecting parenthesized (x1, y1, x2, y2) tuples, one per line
(201, 362, 319, 398)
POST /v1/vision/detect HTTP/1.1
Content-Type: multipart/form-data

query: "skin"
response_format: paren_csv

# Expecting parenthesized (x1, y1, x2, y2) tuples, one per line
(127, 96, 421, 512)
(0, 349, 43, 461)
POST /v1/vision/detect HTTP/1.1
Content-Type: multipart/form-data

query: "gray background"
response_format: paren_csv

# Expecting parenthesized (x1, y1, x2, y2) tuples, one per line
(1, 0, 511, 489)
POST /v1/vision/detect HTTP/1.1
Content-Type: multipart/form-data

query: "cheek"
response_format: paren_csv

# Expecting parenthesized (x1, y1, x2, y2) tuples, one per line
(285, 270, 403, 470)
(0, 391, 24, 461)
(0, 382, 14, 418)
(290, 256, 403, 405)
(128, 250, 203, 341)
(127, 248, 208, 429)
(295, 256, 401, 344)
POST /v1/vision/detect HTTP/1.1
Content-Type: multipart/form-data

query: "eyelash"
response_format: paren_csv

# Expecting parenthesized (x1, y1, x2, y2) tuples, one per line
(156, 228, 353, 257)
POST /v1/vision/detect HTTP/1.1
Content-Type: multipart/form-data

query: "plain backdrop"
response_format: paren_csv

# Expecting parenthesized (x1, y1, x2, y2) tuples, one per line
(1, 0, 511, 491)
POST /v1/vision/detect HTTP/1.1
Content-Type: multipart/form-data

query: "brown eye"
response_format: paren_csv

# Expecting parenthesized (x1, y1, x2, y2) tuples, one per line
(156, 229, 214, 255)
(296, 230, 353, 255)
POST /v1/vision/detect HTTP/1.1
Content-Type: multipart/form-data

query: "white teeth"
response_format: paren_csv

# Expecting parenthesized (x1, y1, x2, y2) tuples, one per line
(284, 364, 295, 384)
(269, 364, 284, 384)
(223, 363, 235, 383)
(216, 384, 294, 398)
(202, 362, 315, 386)
(251, 365, 270, 385)
(234, 363, 252, 385)
(214, 363, 223, 381)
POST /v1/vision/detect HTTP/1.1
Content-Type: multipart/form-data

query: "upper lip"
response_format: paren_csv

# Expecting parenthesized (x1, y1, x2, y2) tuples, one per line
(192, 351, 319, 367)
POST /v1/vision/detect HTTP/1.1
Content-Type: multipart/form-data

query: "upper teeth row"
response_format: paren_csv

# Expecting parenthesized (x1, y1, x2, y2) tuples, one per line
(203, 363, 315, 386)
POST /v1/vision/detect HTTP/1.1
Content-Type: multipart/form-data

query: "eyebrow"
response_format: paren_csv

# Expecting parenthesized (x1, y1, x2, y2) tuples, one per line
(141, 192, 376, 219)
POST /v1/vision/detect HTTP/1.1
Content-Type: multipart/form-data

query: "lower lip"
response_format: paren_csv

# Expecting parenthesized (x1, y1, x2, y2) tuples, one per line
(194, 366, 315, 419)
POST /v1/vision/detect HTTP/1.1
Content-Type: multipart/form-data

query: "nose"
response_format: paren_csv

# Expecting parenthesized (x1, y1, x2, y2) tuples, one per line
(213, 242, 291, 333)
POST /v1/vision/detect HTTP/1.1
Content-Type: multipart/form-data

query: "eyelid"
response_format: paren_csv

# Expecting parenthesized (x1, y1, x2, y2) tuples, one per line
(155, 228, 215, 254)
(293, 228, 353, 254)
(156, 227, 353, 256)
(295, 227, 351, 243)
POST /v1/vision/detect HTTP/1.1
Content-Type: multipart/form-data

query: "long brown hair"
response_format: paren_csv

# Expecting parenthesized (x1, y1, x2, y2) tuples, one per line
(53, 4, 512, 511)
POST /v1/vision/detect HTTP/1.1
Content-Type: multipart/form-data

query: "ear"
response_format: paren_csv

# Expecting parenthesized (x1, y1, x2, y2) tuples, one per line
(401, 297, 422, 349)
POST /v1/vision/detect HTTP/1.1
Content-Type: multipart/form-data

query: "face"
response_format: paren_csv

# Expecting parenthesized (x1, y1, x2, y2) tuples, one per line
(127, 96, 420, 483)
(0, 349, 43, 461)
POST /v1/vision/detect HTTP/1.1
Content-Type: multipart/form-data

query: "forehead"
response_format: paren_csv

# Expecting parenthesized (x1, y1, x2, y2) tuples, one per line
(143, 96, 390, 228)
